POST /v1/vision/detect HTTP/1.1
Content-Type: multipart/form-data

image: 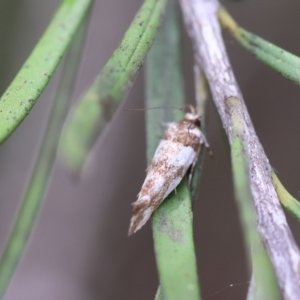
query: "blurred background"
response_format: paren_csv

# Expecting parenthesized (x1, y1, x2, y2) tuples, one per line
(0, 0, 299, 299)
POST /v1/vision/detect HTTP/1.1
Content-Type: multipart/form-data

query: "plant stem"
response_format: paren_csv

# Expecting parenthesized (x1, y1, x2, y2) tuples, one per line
(180, 0, 300, 298)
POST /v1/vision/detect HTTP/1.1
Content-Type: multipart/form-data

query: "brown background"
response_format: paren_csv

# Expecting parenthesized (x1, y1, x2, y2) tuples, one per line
(0, 0, 299, 299)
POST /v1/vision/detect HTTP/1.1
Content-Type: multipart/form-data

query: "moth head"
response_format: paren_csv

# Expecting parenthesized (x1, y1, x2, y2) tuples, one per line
(184, 113, 201, 128)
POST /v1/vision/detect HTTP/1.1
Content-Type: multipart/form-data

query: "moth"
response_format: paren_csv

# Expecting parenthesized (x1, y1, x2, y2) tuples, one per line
(128, 106, 212, 235)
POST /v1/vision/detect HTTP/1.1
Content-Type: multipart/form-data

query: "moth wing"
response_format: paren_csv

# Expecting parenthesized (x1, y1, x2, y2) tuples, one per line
(161, 142, 198, 198)
(128, 140, 198, 235)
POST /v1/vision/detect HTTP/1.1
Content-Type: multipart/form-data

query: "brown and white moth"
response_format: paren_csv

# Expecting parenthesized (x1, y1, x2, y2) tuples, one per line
(128, 107, 211, 236)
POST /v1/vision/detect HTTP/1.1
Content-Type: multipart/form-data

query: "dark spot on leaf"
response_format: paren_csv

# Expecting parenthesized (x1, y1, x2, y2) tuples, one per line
(44, 73, 48, 76)
(248, 36, 259, 49)
(101, 96, 117, 122)
(169, 229, 183, 242)
(139, 22, 143, 26)
(159, 213, 168, 232)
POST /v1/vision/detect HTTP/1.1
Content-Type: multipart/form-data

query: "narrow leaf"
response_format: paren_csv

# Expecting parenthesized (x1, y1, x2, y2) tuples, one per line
(0, 12, 91, 298)
(218, 6, 300, 85)
(227, 97, 281, 300)
(59, 0, 168, 173)
(272, 172, 300, 222)
(146, 1, 201, 299)
(0, 0, 92, 143)
(152, 180, 200, 300)
(154, 287, 166, 300)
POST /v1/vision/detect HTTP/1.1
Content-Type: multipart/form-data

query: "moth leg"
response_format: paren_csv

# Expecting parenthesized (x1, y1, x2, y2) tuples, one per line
(188, 167, 193, 187)
(160, 121, 175, 129)
(160, 121, 167, 128)
(188, 153, 200, 187)
(160, 121, 169, 128)
(201, 134, 215, 161)
(207, 148, 215, 161)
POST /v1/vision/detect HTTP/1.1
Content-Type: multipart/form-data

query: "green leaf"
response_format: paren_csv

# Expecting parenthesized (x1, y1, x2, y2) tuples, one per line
(59, 0, 168, 173)
(154, 287, 166, 300)
(152, 180, 200, 300)
(272, 172, 300, 222)
(0, 11, 91, 299)
(227, 97, 281, 300)
(146, 1, 201, 299)
(0, 0, 92, 143)
(218, 6, 300, 86)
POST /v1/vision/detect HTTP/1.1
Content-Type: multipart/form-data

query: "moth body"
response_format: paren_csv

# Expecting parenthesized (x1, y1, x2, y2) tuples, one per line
(128, 110, 210, 235)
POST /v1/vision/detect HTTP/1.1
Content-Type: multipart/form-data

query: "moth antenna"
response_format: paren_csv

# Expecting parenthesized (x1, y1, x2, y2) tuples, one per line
(124, 106, 184, 112)
(178, 104, 198, 115)
(124, 105, 200, 115)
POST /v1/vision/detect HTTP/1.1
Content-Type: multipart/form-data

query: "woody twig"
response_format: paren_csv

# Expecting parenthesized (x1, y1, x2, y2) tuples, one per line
(180, 0, 300, 299)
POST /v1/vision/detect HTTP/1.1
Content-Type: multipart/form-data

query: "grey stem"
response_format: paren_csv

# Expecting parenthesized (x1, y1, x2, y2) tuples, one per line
(180, 0, 300, 299)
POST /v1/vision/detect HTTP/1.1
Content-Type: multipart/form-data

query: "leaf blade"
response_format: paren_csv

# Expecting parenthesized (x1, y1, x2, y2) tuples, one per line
(272, 172, 300, 222)
(146, 1, 201, 299)
(228, 97, 281, 300)
(0, 11, 91, 298)
(0, 0, 92, 143)
(59, 0, 169, 173)
(218, 6, 300, 86)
